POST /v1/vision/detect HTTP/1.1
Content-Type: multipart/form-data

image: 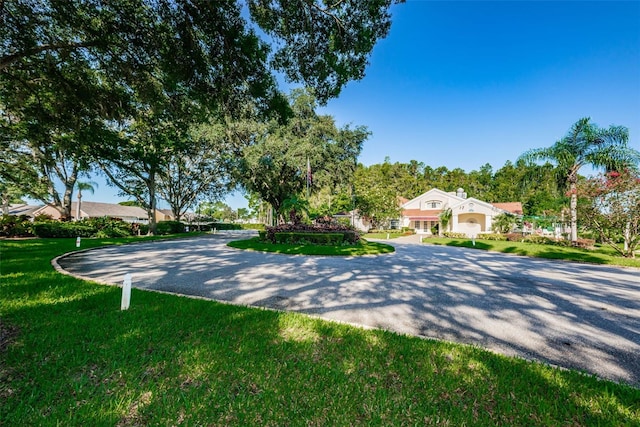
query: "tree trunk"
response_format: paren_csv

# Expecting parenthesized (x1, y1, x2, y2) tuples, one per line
(624, 221, 630, 256)
(147, 181, 158, 236)
(2, 194, 8, 215)
(570, 182, 578, 243)
(76, 192, 82, 221)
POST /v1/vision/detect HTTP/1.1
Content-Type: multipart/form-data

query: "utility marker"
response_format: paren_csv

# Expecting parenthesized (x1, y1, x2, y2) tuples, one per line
(76, 236, 81, 247)
(121, 273, 132, 310)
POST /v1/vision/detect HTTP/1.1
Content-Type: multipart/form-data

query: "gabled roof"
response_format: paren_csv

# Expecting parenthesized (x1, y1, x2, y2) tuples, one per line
(73, 201, 147, 219)
(492, 202, 524, 215)
(401, 188, 464, 208)
(7, 204, 42, 216)
(450, 197, 497, 211)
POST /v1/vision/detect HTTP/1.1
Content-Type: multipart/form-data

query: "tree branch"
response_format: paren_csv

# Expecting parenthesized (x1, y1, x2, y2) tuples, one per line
(0, 41, 101, 70)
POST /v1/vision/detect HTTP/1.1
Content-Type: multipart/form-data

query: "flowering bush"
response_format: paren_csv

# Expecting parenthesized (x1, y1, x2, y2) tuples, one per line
(262, 222, 360, 245)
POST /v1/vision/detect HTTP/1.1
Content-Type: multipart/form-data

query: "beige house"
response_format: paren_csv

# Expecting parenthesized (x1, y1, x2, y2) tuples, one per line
(36, 201, 150, 223)
(401, 188, 523, 236)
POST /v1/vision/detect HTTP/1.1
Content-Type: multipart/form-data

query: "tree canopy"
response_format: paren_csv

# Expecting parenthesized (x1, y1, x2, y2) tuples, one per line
(519, 117, 640, 242)
(1, 0, 399, 229)
(234, 89, 368, 222)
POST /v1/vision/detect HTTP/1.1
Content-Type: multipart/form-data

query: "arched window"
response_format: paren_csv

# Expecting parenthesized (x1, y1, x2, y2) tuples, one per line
(423, 200, 441, 209)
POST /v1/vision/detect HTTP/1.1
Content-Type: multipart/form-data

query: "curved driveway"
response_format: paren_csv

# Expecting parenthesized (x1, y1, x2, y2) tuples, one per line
(56, 232, 640, 387)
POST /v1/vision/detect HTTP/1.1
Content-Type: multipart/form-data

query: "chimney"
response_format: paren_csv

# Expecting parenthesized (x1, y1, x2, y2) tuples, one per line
(456, 187, 467, 199)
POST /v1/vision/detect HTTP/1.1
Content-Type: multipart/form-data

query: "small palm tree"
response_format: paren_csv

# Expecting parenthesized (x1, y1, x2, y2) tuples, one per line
(519, 118, 639, 243)
(438, 207, 452, 236)
(75, 181, 98, 221)
(492, 213, 516, 234)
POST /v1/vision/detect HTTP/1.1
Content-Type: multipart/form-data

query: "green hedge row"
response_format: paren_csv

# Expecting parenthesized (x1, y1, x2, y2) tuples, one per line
(442, 232, 468, 238)
(273, 232, 345, 245)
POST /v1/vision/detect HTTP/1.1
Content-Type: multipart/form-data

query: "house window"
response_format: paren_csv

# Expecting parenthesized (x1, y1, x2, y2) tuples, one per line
(424, 200, 441, 209)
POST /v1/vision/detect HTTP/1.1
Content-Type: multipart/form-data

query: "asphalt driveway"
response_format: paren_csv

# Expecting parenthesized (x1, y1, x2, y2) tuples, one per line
(55, 232, 640, 387)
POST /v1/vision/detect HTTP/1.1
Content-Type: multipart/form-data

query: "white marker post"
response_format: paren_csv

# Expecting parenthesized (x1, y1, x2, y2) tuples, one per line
(121, 273, 132, 310)
(76, 236, 81, 248)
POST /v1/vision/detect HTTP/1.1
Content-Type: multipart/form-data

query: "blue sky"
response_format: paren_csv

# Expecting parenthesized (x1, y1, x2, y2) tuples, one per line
(86, 1, 640, 209)
(318, 0, 640, 170)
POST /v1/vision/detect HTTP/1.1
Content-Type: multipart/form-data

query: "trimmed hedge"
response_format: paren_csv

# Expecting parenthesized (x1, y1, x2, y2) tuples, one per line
(442, 232, 467, 238)
(1, 215, 33, 237)
(30, 218, 135, 238)
(32, 222, 96, 238)
(274, 232, 345, 245)
(156, 220, 185, 235)
(262, 223, 361, 245)
(207, 222, 242, 231)
(479, 233, 508, 241)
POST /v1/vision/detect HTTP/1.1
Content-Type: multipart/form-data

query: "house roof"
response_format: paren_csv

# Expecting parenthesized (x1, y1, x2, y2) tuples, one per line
(73, 201, 148, 219)
(8, 204, 42, 216)
(402, 209, 441, 221)
(492, 202, 524, 215)
(400, 188, 465, 208)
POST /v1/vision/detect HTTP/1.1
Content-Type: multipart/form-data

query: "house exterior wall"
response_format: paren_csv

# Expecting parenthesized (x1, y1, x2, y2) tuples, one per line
(454, 213, 486, 235)
(401, 188, 518, 237)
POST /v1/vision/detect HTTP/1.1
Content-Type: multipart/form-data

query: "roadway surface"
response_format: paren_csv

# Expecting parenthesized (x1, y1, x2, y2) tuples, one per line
(55, 232, 640, 387)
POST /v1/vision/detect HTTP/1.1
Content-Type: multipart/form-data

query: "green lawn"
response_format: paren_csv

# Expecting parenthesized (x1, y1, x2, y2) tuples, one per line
(227, 237, 395, 256)
(423, 237, 640, 268)
(1, 237, 639, 425)
(364, 231, 410, 239)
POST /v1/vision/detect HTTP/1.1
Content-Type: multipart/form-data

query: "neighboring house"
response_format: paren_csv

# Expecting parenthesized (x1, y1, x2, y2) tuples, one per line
(156, 209, 175, 222)
(400, 188, 523, 236)
(36, 201, 149, 223)
(6, 204, 42, 218)
(332, 210, 373, 233)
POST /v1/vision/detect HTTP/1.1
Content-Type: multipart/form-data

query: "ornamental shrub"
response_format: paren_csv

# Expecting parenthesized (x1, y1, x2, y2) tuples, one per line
(479, 233, 507, 241)
(156, 220, 185, 235)
(206, 222, 242, 231)
(32, 221, 96, 238)
(442, 232, 467, 238)
(0, 215, 33, 237)
(274, 232, 344, 245)
(263, 222, 360, 245)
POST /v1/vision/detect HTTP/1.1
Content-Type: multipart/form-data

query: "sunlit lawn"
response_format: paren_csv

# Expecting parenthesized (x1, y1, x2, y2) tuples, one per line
(423, 237, 640, 268)
(1, 237, 639, 425)
(227, 237, 395, 255)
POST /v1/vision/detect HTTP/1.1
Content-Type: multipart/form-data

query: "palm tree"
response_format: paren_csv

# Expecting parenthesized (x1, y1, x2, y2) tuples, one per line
(438, 207, 452, 236)
(519, 118, 639, 243)
(75, 181, 98, 221)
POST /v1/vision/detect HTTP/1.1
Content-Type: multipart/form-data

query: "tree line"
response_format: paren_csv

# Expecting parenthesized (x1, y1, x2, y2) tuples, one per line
(1, 0, 399, 234)
(2, 1, 638, 255)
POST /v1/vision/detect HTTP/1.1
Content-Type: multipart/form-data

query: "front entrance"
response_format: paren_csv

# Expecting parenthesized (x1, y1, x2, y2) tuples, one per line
(457, 213, 485, 236)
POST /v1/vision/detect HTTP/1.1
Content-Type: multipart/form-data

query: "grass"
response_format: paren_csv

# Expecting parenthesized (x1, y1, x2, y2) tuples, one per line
(1, 237, 639, 425)
(227, 237, 395, 256)
(423, 237, 640, 268)
(364, 232, 410, 239)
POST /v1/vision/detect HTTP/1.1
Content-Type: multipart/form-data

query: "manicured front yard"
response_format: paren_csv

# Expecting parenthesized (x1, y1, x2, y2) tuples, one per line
(423, 237, 640, 268)
(228, 237, 395, 256)
(1, 237, 639, 425)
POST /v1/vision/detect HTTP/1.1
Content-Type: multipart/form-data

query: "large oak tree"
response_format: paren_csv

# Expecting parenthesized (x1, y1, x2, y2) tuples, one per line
(1, 0, 399, 229)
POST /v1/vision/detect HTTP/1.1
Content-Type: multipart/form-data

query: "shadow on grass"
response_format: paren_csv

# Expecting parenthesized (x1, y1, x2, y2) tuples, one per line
(435, 239, 630, 266)
(2, 237, 639, 424)
(227, 237, 395, 256)
(3, 281, 639, 425)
